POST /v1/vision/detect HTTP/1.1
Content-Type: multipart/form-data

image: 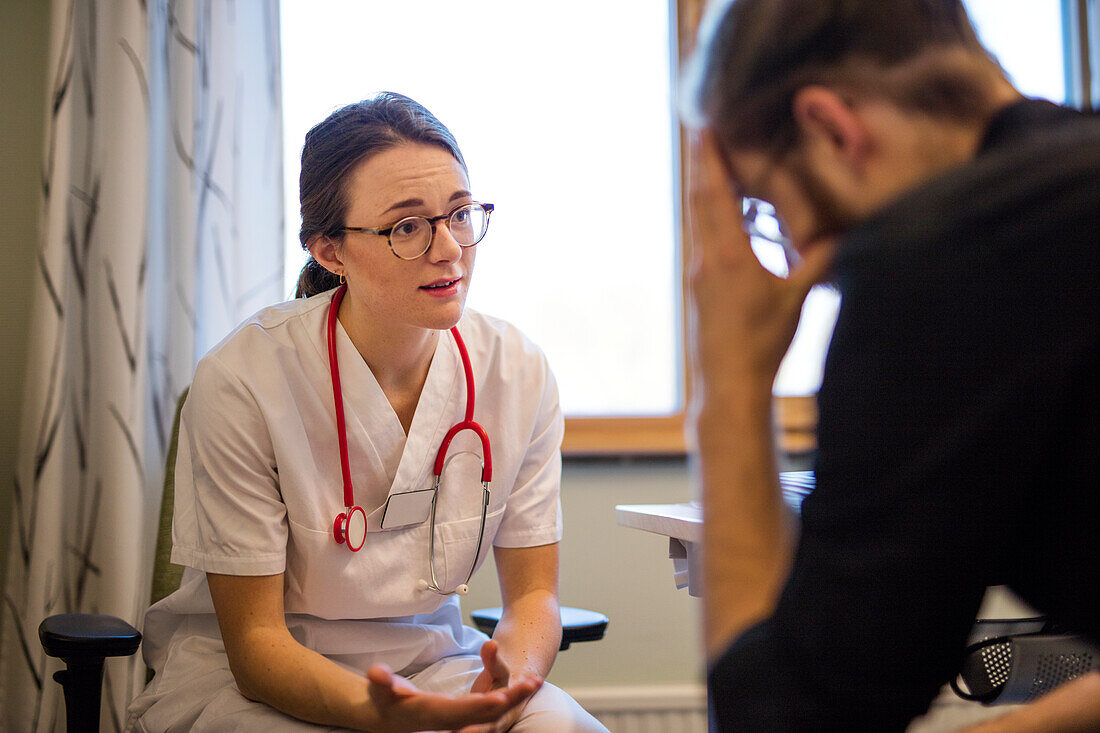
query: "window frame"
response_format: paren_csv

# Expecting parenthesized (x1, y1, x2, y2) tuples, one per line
(562, 395, 819, 456)
(562, 0, 697, 457)
(563, 0, 1096, 457)
(282, 1, 1093, 458)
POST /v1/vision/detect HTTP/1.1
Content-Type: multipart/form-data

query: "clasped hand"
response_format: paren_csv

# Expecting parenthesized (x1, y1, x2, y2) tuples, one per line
(366, 640, 537, 733)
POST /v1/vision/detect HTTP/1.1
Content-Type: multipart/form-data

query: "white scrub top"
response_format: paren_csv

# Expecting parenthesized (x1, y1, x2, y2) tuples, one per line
(139, 291, 564, 680)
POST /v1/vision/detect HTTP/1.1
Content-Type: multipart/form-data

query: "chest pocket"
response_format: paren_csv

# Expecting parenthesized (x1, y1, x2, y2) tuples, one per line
(432, 450, 505, 590)
(434, 506, 505, 592)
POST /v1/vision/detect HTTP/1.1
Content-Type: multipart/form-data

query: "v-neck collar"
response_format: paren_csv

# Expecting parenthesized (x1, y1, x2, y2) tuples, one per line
(329, 319, 462, 513)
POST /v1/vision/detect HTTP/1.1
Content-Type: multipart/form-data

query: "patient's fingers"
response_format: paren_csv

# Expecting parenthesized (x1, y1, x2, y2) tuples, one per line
(688, 130, 757, 274)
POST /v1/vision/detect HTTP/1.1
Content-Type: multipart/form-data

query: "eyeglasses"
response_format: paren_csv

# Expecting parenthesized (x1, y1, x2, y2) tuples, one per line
(741, 197, 788, 245)
(342, 202, 495, 260)
(721, 129, 793, 247)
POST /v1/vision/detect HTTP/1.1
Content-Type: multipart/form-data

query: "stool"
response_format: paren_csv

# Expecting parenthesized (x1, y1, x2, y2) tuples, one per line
(470, 606, 608, 650)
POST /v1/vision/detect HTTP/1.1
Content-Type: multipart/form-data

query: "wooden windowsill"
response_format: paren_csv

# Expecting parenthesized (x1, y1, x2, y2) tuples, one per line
(562, 394, 818, 458)
(563, 414, 687, 457)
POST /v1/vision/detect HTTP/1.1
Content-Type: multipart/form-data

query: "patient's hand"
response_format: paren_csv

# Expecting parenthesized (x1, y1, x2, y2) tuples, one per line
(365, 659, 540, 733)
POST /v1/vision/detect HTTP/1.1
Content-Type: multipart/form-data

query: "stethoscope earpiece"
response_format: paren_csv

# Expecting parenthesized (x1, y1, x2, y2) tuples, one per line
(415, 579, 468, 595)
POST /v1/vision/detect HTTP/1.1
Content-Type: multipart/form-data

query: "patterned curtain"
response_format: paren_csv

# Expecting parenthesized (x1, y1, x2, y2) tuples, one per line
(0, 1, 283, 730)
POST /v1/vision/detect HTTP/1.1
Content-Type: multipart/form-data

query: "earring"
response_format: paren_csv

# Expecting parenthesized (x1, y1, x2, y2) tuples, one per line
(339, 273, 346, 285)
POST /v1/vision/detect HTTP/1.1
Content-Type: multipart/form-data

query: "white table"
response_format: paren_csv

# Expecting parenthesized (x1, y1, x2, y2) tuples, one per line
(615, 501, 704, 595)
(615, 472, 815, 597)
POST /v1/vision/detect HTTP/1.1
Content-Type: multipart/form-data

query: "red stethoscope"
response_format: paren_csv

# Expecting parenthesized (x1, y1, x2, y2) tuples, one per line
(327, 284, 492, 595)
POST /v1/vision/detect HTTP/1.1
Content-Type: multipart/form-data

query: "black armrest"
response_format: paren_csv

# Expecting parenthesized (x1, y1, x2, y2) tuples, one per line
(40, 614, 141, 733)
(471, 606, 608, 650)
(40, 613, 141, 660)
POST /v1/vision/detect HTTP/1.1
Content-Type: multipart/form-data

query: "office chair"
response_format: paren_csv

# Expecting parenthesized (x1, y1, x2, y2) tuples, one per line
(471, 606, 609, 651)
(37, 386, 192, 733)
(40, 389, 607, 731)
(777, 473, 1099, 709)
(951, 616, 1100, 705)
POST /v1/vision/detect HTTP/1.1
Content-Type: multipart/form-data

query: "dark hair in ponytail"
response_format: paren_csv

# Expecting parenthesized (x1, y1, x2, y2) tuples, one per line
(294, 92, 467, 298)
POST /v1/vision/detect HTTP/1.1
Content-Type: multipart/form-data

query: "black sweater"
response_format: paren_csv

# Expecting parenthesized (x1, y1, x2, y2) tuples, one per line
(708, 99, 1100, 731)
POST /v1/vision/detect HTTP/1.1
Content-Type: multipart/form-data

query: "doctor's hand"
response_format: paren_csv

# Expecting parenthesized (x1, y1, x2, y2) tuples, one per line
(365, 661, 540, 733)
(453, 640, 534, 733)
(686, 130, 835, 406)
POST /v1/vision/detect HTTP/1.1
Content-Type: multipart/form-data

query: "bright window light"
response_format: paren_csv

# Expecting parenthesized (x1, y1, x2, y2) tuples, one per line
(964, 0, 1067, 103)
(281, 1, 1071, 417)
(281, 0, 679, 417)
(765, 0, 1071, 396)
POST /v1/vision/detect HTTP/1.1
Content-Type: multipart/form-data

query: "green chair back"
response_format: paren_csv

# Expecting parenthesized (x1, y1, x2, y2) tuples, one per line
(150, 388, 189, 606)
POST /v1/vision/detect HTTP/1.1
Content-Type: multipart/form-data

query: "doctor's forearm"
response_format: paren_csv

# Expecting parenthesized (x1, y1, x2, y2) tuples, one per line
(208, 573, 386, 730)
(491, 543, 562, 680)
(697, 383, 797, 661)
(225, 624, 385, 730)
(493, 589, 561, 679)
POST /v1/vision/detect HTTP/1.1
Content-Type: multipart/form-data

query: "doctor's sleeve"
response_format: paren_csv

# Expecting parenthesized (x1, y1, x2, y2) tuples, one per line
(170, 354, 288, 576)
(492, 357, 565, 549)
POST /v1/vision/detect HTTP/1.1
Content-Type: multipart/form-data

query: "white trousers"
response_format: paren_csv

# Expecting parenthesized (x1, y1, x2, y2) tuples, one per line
(127, 644, 607, 733)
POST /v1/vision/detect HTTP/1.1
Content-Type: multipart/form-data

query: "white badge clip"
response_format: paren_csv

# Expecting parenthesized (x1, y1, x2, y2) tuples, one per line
(379, 488, 435, 530)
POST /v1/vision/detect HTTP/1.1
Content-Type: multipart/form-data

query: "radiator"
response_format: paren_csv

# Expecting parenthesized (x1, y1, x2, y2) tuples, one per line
(567, 685, 707, 733)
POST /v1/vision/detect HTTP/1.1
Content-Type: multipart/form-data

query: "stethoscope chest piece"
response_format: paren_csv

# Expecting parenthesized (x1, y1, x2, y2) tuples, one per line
(333, 505, 367, 552)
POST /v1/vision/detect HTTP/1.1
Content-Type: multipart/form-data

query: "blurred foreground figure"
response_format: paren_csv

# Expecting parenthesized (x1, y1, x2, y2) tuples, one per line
(682, 1, 1099, 730)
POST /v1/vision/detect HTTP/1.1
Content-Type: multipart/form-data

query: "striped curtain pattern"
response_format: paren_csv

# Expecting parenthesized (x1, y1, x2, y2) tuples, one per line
(0, 1, 283, 730)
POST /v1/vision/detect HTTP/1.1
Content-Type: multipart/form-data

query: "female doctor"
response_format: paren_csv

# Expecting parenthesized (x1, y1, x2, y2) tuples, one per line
(127, 93, 607, 733)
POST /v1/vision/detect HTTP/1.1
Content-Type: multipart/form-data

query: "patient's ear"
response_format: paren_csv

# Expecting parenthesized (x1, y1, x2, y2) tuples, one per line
(791, 86, 872, 174)
(307, 234, 344, 275)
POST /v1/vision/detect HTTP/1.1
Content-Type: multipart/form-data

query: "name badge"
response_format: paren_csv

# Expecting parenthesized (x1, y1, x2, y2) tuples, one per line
(380, 488, 435, 530)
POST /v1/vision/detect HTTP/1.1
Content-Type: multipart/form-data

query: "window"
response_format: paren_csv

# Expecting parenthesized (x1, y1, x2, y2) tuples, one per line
(964, 0, 1069, 104)
(281, 1, 683, 438)
(281, 1, 1087, 455)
